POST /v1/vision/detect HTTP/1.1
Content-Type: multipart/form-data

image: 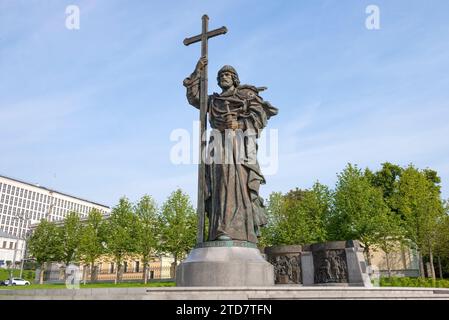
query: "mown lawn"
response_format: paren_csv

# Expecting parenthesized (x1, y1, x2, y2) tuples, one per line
(0, 281, 175, 290)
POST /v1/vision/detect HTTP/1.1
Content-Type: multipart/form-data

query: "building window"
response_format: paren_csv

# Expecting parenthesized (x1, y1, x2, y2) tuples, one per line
(9, 242, 13, 249)
(150, 271, 154, 279)
(123, 262, 128, 273)
(2, 241, 6, 248)
(135, 261, 140, 273)
(110, 263, 114, 274)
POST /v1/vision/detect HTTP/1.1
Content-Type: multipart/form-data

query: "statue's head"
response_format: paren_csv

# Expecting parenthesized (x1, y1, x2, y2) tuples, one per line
(217, 65, 240, 90)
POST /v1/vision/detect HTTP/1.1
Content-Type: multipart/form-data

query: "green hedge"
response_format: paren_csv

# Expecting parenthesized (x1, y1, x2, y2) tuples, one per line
(379, 277, 449, 288)
(0, 269, 35, 282)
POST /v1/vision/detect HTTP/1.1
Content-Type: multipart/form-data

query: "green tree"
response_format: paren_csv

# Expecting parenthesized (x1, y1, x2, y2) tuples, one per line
(393, 165, 445, 279)
(302, 182, 333, 243)
(434, 213, 449, 279)
(261, 183, 332, 246)
(59, 212, 83, 279)
(159, 189, 196, 277)
(259, 192, 284, 247)
(79, 208, 105, 283)
(27, 219, 62, 284)
(135, 195, 160, 284)
(366, 162, 403, 201)
(104, 197, 137, 284)
(329, 164, 395, 265)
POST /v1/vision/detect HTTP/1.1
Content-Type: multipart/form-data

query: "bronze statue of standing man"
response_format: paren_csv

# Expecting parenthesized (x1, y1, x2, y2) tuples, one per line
(178, 15, 277, 288)
(184, 58, 278, 243)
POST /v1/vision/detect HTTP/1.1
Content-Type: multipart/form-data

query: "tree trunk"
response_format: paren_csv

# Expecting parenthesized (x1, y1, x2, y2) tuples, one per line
(143, 261, 149, 284)
(82, 264, 87, 285)
(39, 262, 45, 285)
(88, 263, 93, 283)
(385, 252, 391, 278)
(171, 255, 178, 279)
(115, 262, 119, 285)
(63, 263, 68, 282)
(418, 251, 425, 278)
(438, 256, 443, 279)
(429, 248, 436, 280)
(364, 246, 371, 266)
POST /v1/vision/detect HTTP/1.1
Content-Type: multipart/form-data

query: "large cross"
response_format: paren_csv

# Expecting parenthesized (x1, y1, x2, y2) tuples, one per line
(184, 15, 227, 244)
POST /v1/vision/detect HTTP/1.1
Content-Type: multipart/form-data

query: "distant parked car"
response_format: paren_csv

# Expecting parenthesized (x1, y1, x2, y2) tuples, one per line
(3, 278, 30, 286)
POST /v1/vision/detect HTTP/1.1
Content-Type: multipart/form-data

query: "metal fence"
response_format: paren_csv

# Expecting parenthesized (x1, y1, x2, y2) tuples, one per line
(41, 265, 174, 283)
(96, 266, 173, 281)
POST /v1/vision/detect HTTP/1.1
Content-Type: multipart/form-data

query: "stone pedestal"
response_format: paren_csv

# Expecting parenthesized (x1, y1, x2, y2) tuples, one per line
(176, 241, 274, 287)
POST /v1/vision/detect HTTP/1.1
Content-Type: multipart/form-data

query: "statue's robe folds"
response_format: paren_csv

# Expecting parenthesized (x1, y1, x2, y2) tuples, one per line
(184, 70, 278, 243)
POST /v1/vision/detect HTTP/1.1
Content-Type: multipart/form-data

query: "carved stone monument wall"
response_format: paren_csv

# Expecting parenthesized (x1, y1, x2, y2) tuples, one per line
(312, 248, 348, 284)
(264, 245, 302, 284)
(265, 240, 372, 287)
(301, 240, 371, 287)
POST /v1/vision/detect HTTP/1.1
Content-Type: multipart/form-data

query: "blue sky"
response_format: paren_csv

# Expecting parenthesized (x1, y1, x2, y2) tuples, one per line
(1, 0, 449, 208)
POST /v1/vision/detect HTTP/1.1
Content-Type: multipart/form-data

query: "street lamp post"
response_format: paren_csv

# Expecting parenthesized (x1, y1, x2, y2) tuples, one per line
(19, 230, 32, 278)
(8, 242, 18, 286)
(8, 212, 31, 286)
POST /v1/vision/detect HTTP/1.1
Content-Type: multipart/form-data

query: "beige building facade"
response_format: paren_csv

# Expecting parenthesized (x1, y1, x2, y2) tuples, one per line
(368, 243, 420, 277)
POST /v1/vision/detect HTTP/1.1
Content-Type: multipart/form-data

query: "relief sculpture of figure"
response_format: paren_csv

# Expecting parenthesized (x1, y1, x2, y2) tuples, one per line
(184, 57, 278, 243)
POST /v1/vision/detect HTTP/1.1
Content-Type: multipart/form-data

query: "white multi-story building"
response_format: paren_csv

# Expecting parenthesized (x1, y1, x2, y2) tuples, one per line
(0, 174, 110, 265)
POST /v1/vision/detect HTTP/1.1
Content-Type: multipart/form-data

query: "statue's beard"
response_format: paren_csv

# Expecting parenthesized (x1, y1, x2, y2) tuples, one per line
(219, 81, 233, 90)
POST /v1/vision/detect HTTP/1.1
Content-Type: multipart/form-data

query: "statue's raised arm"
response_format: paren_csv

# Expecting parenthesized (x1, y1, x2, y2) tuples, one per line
(183, 57, 208, 109)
